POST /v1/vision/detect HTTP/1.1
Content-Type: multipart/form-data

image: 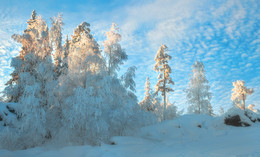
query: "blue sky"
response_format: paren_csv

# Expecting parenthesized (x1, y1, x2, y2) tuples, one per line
(0, 0, 259, 113)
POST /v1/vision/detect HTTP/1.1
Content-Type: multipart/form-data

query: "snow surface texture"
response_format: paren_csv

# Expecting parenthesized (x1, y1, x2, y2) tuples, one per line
(1, 114, 259, 157)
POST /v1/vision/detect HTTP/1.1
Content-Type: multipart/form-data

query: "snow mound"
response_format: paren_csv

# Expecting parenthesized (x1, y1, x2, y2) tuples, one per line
(1, 114, 260, 157)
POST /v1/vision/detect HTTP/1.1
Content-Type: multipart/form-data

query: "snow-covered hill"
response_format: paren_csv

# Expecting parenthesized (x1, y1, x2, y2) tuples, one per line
(1, 114, 260, 157)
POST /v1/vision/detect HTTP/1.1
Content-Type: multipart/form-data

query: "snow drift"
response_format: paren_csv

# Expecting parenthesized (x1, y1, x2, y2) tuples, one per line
(0, 114, 260, 157)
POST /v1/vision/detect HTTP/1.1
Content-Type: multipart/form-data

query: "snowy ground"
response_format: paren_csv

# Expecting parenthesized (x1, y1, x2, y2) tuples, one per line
(1, 114, 260, 157)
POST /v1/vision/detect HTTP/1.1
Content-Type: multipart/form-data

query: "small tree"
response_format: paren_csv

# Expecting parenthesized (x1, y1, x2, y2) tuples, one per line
(187, 61, 212, 115)
(140, 77, 154, 112)
(154, 44, 174, 120)
(231, 80, 253, 110)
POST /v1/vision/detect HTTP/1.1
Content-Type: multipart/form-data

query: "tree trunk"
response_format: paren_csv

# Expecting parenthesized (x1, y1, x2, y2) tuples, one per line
(163, 64, 166, 121)
(108, 49, 111, 76)
(242, 94, 245, 110)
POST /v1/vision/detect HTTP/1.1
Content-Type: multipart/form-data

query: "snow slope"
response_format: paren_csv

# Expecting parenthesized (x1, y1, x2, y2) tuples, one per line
(1, 114, 260, 157)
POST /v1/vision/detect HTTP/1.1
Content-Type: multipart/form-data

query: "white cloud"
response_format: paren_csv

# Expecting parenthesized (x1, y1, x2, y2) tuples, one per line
(246, 63, 252, 68)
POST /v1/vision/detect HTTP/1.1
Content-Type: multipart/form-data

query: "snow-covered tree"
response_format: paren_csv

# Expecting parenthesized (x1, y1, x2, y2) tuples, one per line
(139, 77, 165, 121)
(154, 44, 174, 120)
(138, 76, 163, 120)
(187, 61, 212, 115)
(104, 23, 127, 76)
(140, 77, 155, 112)
(4, 10, 39, 102)
(121, 66, 137, 92)
(60, 35, 70, 75)
(50, 14, 64, 77)
(69, 22, 105, 75)
(4, 10, 52, 102)
(4, 56, 23, 102)
(1, 10, 60, 149)
(231, 80, 253, 110)
(33, 16, 52, 59)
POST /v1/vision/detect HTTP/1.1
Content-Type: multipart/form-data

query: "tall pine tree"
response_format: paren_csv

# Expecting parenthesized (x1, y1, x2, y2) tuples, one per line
(154, 44, 174, 120)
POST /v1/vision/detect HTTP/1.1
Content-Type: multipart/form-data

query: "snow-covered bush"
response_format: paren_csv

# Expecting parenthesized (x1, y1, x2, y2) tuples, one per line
(53, 21, 152, 146)
(57, 74, 147, 146)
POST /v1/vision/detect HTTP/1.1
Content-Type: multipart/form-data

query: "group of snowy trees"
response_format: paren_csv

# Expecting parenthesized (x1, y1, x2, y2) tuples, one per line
(186, 66, 255, 114)
(0, 10, 154, 150)
(140, 45, 177, 121)
(139, 46, 255, 119)
(140, 46, 213, 120)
